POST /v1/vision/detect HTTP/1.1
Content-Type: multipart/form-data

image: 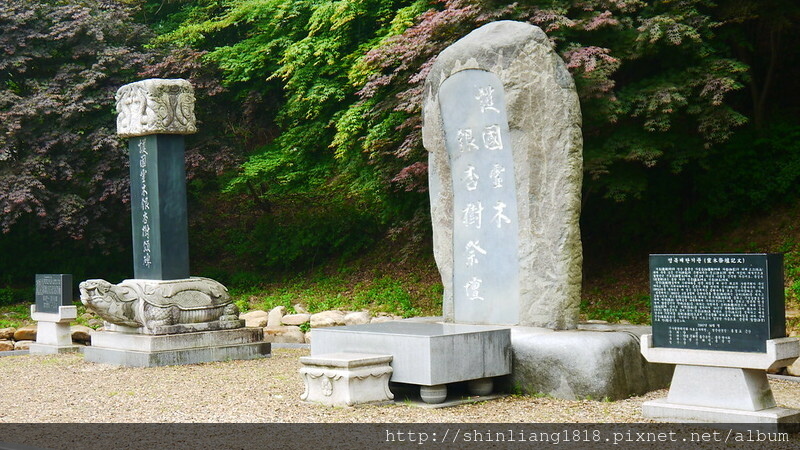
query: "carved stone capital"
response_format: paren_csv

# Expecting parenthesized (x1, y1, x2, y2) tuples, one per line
(116, 79, 197, 138)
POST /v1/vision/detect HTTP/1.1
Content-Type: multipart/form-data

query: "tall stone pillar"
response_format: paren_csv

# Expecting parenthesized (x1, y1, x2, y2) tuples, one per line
(79, 79, 242, 336)
(115, 79, 196, 280)
(79, 79, 270, 366)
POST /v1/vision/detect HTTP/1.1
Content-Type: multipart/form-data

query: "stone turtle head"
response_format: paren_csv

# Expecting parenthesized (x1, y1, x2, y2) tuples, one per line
(79, 279, 113, 309)
(79, 279, 141, 327)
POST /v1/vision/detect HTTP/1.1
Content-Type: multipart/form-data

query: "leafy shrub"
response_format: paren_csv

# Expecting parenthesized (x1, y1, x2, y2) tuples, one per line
(697, 122, 800, 219)
(354, 277, 421, 317)
(0, 288, 15, 307)
(243, 200, 381, 270)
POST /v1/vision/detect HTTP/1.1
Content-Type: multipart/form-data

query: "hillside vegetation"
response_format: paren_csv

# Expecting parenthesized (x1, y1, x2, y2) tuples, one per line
(0, 1, 798, 331)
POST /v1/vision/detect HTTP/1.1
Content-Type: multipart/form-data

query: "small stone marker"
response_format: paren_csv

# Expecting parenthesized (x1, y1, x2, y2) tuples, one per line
(424, 20, 583, 329)
(642, 253, 800, 426)
(30, 274, 79, 354)
(35, 274, 72, 314)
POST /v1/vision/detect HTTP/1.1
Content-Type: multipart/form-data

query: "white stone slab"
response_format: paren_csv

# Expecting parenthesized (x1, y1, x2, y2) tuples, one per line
(643, 399, 800, 424)
(311, 322, 511, 386)
(85, 343, 270, 367)
(641, 334, 799, 371)
(90, 327, 263, 352)
(300, 352, 393, 369)
(30, 305, 77, 323)
(84, 328, 270, 367)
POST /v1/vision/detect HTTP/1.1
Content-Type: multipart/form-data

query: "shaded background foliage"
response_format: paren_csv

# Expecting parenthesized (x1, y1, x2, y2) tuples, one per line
(0, 0, 798, 286)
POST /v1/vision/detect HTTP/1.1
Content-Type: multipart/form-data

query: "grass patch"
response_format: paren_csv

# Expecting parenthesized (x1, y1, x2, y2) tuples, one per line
(230, 272, 438, 318)
(0, 303, 32, 329)
(580, 293, 651, 324)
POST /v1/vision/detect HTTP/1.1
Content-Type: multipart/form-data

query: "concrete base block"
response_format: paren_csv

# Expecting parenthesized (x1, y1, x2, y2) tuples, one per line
(667, 365, 775, 411)
(643, 399, 800, 425)
(31, 305, 77, 350)
(32, 321, 74, 347)
(84, 328, 270, 367)
(509, 325, 673, 400)
(640, 335, 800, 425)
(28, 343, 81, 354)
(300, 353, 394, 407)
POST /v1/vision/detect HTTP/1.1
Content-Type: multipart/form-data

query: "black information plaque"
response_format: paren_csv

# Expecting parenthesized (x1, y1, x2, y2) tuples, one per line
(650, 254, 784, 353)
(35, 274, 73, 314)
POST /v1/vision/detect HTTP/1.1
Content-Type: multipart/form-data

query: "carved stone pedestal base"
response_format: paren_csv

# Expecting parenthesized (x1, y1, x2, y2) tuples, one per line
(300, 353, 394, 407)
(84, 328, 270, 367)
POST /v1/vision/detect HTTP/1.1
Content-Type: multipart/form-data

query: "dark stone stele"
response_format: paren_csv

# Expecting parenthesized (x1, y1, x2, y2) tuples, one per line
(650, 253, 785, 353)
(129, 134, 190, 280)
(35, 274, 73, 314)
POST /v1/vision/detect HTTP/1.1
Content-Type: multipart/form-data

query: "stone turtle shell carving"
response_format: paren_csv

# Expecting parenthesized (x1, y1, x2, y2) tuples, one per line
(118, 277, 230, 309)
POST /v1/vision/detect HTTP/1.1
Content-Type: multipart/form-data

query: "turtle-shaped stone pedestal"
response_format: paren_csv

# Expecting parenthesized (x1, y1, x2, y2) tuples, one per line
(80, 277, 243, 335)
(79, 277, 270, 367)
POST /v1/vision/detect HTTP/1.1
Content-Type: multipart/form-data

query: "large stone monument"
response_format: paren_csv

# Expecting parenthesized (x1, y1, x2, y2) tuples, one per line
(81, 79, 269, 367)
(308, 21, 668, 405)
(421, 21, 670, 400)
(642, 253, 800, 425)
(424, 21, 582, 329)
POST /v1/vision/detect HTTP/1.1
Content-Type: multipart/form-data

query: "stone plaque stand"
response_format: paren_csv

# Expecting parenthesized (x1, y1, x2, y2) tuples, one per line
(28, 305, 80, 354)
(641, 334, 800, 424)
(81, 79, 269, 367)
(299, 353, 394, 407)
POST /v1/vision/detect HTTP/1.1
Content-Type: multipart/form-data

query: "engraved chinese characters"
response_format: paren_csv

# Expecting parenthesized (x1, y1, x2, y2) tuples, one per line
(119, 79, 194, 280)
(127, 134, 190, 280)
(650, 254, 785, 352)
(137, 139, 153, 268)
(424, 21, 583, 329)
(440, 70, 520, 324)
(35, 274, 72, 314)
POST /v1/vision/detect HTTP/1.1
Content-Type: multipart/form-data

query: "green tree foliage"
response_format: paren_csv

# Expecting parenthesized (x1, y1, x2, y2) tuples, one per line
(359, 0, 752, 203)
(154, 0, 428, 216)
(148, 0, 436, 271)
(150, 0, 799, 268)
(0, 0, 154, 244)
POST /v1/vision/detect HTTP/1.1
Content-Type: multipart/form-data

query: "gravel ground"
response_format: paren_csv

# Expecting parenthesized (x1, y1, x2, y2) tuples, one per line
(1, 347, 800, 424)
